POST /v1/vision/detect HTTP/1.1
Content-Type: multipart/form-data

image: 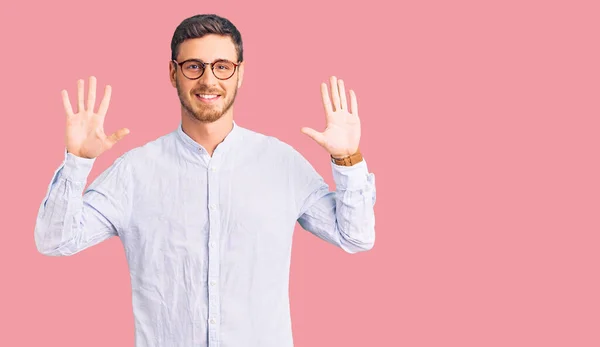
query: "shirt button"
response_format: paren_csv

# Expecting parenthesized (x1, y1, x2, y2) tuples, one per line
(209, 204, 217, 210)
(210, 280, 217, 286)
(210, 166, 217, 172)
(209, 318, 216, 324)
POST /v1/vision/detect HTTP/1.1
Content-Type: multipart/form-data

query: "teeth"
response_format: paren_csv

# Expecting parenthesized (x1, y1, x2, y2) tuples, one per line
(198, 94, 218, 99)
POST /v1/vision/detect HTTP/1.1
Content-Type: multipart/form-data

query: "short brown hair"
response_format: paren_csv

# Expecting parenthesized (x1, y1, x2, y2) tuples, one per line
(170, 14, 244, 62)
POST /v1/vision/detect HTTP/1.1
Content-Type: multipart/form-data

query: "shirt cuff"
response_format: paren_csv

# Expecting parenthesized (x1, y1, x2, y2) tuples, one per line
(61, 149, 96, 183)
(331, 159, 371, 190)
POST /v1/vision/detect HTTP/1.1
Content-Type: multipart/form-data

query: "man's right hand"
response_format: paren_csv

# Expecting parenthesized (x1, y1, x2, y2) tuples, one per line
(62, 76, 129, 159)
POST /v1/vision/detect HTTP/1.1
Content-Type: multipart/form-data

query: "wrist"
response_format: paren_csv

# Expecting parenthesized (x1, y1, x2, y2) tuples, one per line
(331, 148, 362, 166)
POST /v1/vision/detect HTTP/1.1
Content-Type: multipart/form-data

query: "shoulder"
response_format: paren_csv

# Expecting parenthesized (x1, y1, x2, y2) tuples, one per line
(115, 130, 178, 167)
(125, 132, 176, 160)
(237, 126, 304, 157)
(237, 126, 317, 173)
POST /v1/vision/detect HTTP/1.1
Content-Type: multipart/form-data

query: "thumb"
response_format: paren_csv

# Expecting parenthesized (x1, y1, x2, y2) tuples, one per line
(300, 127, 326, 147)
(107, 127, 130, 147)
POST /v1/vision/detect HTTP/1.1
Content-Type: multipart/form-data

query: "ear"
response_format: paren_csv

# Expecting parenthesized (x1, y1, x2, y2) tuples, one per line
(169, 61, 177, 88)
(237, 61, 245, 88)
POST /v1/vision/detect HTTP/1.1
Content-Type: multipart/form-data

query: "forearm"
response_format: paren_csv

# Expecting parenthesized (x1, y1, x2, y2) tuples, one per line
(34, 151, 117, 256)
(298, 160, 376, 253)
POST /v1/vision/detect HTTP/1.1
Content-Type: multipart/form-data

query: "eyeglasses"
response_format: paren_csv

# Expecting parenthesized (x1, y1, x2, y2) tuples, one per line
(172, 59, 240, 80)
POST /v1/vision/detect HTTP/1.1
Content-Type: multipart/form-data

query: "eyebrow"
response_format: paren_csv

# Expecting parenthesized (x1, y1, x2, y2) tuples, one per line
(180, 57, 234, 63)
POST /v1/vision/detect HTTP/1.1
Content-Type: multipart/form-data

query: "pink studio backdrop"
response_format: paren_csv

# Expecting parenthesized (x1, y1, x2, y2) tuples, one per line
(1, 0, 599, 346)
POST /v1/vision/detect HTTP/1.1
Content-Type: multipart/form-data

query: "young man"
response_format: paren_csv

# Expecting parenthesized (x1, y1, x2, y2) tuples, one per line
(34, 13, 376, 347)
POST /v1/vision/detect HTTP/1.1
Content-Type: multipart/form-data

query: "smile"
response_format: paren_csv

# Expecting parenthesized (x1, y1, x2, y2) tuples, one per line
(195, 94, 221, 103)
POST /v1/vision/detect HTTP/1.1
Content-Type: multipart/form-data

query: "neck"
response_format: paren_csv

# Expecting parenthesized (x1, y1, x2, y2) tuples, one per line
(181, 111, 234, 156)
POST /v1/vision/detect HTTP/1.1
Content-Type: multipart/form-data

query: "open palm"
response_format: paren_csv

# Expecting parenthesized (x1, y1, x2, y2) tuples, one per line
(62, 76, 129, 159)
(301, 76, 361, 158)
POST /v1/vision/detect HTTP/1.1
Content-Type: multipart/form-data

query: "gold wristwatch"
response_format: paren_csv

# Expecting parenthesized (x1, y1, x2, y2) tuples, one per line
(331, 149, 363, 166)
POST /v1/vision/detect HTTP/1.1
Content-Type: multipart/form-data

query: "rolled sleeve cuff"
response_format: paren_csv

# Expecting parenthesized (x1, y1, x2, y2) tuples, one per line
(61, 149, 96, 183)
(331, 159, 372, 190)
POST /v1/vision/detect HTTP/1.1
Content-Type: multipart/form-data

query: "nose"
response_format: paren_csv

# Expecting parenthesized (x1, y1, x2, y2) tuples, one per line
(198, 64, 219, 85)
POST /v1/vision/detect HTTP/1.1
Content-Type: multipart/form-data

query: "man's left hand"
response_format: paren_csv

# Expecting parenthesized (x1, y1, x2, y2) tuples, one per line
(301, 76, 361, 159)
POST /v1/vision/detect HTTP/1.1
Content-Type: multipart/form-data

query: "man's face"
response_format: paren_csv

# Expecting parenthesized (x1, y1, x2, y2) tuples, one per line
(170, 34, 244, 123)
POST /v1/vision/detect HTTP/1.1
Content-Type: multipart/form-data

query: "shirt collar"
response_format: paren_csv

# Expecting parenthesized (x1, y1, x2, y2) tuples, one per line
(175, 119, 244, 156)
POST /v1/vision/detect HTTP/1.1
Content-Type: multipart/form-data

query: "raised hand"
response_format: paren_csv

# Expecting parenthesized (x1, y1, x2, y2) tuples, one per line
(301, 76, 361, 158)
(62, 76, 129, 159)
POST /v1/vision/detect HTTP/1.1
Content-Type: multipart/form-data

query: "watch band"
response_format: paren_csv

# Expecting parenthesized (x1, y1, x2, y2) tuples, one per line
(331, 149, 363, 166)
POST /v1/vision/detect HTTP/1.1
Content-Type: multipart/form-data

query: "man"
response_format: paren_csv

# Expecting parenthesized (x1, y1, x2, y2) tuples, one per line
(34, 13, 376, 347)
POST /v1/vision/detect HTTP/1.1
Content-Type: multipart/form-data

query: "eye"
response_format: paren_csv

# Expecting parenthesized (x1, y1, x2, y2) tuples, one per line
(215, 62, 232, 70)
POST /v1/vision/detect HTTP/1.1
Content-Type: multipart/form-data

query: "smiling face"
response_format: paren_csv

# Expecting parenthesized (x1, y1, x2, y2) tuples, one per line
(169, 34, 244, 123)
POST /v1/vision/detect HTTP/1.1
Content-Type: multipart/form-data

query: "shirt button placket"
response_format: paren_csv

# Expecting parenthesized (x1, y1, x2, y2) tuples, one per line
(207, 162, 220, 346)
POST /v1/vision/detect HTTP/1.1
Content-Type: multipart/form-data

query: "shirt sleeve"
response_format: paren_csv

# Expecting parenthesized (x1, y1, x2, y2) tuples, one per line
(34, 149, 132, 256)
(294, 150, 377, 253)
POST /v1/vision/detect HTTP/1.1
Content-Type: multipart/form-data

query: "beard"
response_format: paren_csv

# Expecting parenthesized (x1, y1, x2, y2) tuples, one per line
(176, 76, 238, 123)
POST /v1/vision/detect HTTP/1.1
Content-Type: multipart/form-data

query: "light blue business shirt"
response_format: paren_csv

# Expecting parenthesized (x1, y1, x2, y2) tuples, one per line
(34, 120, 376, 347)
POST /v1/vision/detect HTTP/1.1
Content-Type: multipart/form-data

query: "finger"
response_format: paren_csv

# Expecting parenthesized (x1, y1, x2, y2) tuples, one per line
(61, 90, 74, 117)
(338, 79, 347, 110)
(77, 79, 85, 113)
(300, 127, 326, 147)
(330, 76, 340, 111)
(97, 85, 112, 116)
(321, 83, 333, 114)
(107, 127, 130, 147)
(350, 90, 358, 117)
(87, 76, 97, 113)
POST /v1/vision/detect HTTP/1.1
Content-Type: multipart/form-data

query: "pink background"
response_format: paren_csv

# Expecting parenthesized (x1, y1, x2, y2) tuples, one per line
(1, 0, 599, 346)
